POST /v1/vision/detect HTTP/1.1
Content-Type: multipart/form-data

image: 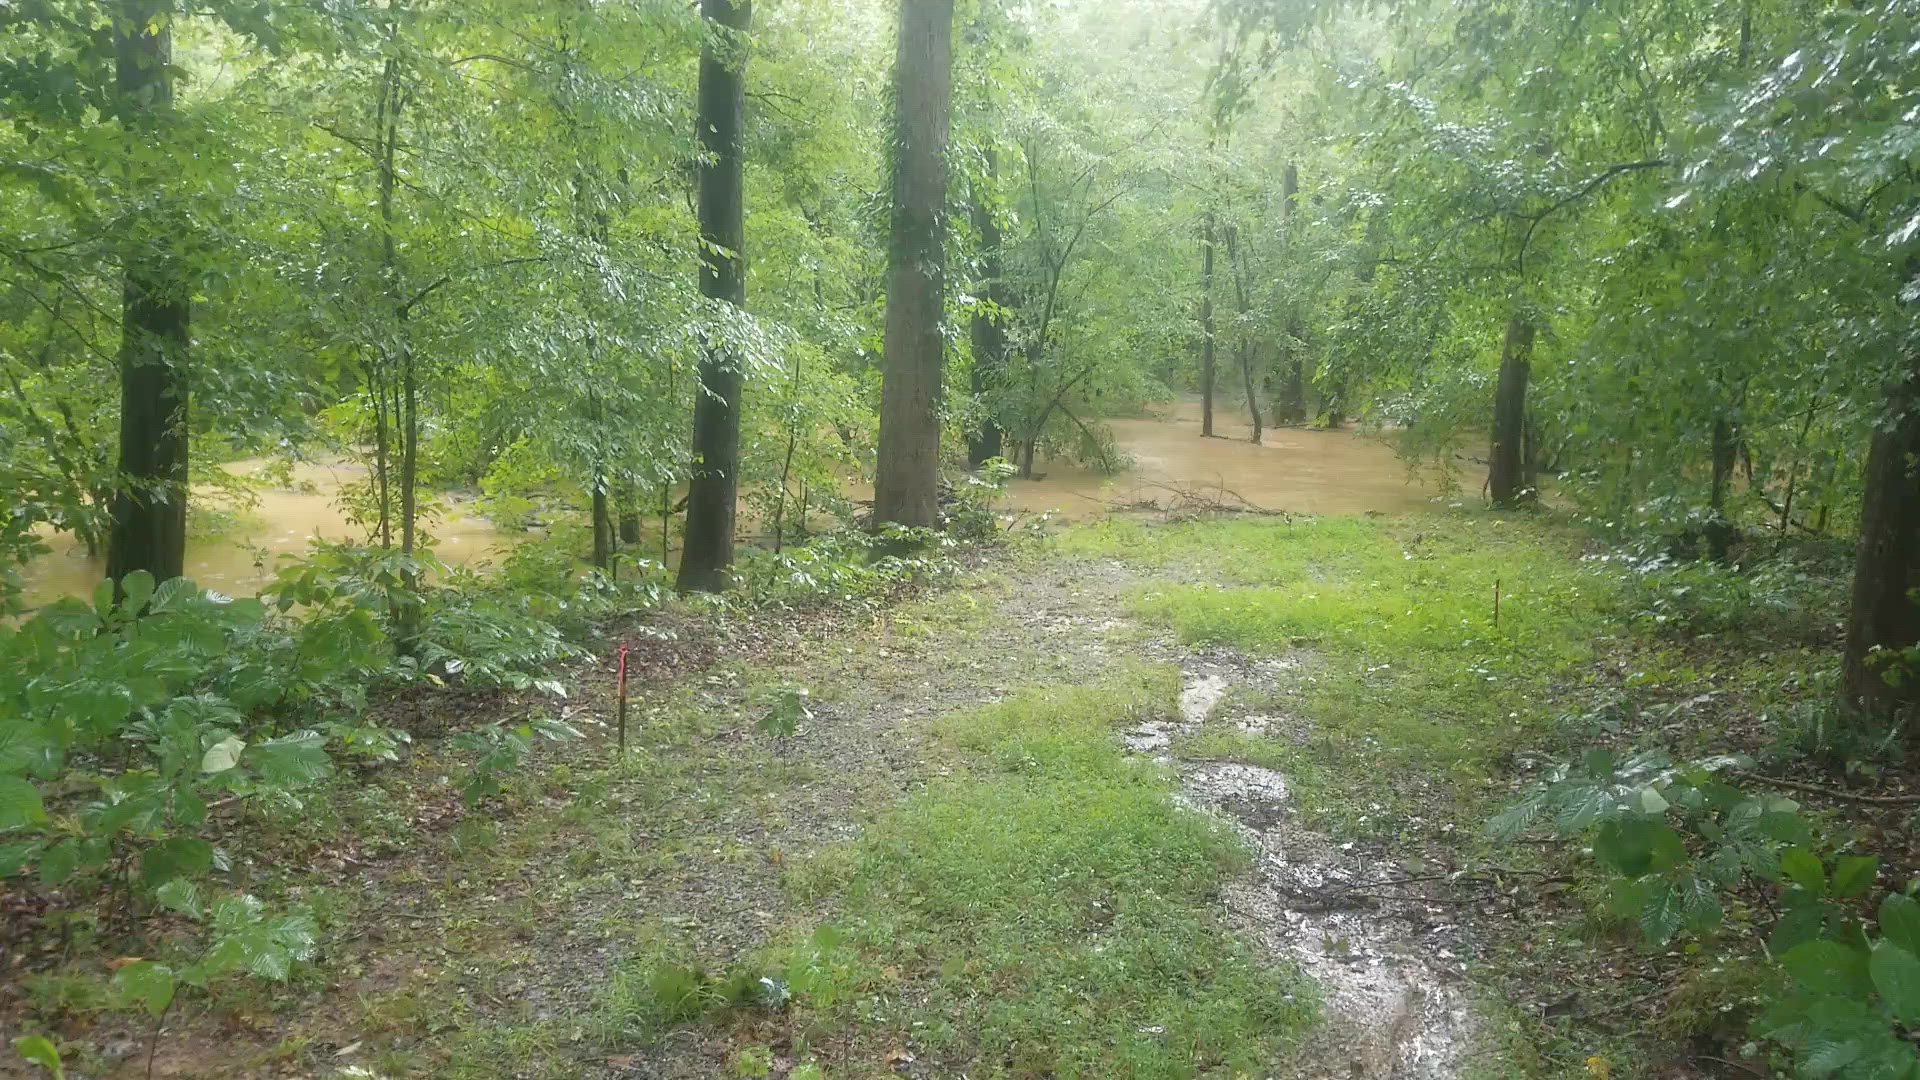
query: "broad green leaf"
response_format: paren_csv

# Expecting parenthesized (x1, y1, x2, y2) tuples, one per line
(1870, 942, 1920, 1022)
(154, 878, 203, 919)
(1781, 847, 1826, 896)
(12, 1034, 62, 1077)
(1781, 939, 1872, 998)
(1832, 855, 1880, 900)
(200, 735, 246, 774)
(140, 836, 212, 888)
(0, 777, 47, 830)
(121, 571, 155, 615)
(110, 961, 176, 1017)
(1880, 894, 1920, 957)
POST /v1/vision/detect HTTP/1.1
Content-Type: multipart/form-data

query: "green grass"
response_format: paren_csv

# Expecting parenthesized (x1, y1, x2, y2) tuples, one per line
(614, 670, 1319, 1078)
(1067, 513, 1615, 780)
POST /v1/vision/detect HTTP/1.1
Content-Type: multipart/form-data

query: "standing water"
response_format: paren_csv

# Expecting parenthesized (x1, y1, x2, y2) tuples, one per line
(16, 403, 1436, 606)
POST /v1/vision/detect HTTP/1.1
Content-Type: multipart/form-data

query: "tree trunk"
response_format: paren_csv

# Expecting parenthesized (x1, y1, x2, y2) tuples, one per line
(106, 0, 190, 587)
(873, 0, 954, 530)
(1707, 415, 1739, 562)
(1840, 353, 1920, 726)
(677, 0, 751, 592)
(1223, 222, 1260, 444)
(591, 485, 612, 569)
(967, 159, 1006, 470)
(1200, 208, 1216, 437)
(1273, 163, 1307, 426)
(1487, 315, 1534, 508)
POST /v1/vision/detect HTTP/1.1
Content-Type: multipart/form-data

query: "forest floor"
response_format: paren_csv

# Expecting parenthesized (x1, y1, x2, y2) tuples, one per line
(4, 508, 1877, 1079)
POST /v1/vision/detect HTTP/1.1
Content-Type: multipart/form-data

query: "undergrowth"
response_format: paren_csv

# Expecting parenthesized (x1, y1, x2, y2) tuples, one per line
(600, 667, 1316, 1077)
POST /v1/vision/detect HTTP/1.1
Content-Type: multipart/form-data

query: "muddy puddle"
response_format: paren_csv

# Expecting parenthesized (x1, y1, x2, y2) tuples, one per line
(1143, 661, 1476, 1079)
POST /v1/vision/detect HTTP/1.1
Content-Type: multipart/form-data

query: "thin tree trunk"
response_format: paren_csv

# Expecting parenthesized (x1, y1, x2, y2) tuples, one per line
(1274, 163, 1307, 426)
(1223, 222, 1260, 444)
(873, 0, 954, 530)
(591, 484, 612, 569)
(967, 155, 1006, 469)
(106, 0, 190, 587)
(1707, 415, 1739, 562)
(678, 0, 751, 591)
(1841, 348, 1920, 726)
(1487, 315, 1534, 508)
(1200, 208, 1217, 437)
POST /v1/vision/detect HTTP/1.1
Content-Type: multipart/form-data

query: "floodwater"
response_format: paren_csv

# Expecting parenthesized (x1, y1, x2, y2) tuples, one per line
(16, 458, 513, 611)
(1000, 399, 1437, 519)
(14, 401, 1437, 607)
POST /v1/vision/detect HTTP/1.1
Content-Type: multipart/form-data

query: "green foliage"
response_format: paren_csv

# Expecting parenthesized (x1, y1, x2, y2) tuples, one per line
(1494, 749, 1920, 1076)
(448, 713, 585, 803)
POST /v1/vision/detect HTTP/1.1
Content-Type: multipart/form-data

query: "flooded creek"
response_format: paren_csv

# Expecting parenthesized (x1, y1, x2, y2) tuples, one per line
(16, 400, 1437, 607)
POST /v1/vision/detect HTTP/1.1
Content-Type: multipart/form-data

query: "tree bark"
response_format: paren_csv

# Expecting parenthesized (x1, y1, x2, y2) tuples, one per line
(966, 158, 1006, 469)
(106, 0, 190, 587)
(1273, 163, 1307, 426)
(1223, 223, 1260, 444)
(1707, 414, 1739, 562)
(1487, 315, 1534, 508)
(1200, 208, 1217, 437)
(873, 0, 954, 530)
(1840, 352, 1920, 725)
(677, 0, 751, 592)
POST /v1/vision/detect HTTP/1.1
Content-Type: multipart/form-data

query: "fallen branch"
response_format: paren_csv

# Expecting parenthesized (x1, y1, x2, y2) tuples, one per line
(1738, 772, 1920, 806)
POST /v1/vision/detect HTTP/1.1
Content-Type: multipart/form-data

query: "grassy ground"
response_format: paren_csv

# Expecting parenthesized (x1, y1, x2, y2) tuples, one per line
(4, 507, 1874, 1079)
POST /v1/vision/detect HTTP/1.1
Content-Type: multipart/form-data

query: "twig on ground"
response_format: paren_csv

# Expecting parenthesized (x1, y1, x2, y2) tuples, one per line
(1739, 771, 1920, 806)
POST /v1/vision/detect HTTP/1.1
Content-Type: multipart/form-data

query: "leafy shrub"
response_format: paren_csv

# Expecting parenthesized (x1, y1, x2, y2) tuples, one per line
(730, 527, 959, 605)
(1494, 748, 1920, 1076)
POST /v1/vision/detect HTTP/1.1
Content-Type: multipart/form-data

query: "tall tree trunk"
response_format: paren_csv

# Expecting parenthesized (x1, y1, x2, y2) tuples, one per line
(1200, 208, 1217, 437)
(1487, 315, 1534, 508)
(1841, 350, 1920, 726)
(873, 0, 954, 530)
(677, 0, 751, 592)
(966, 156, 1006, 470)
(106, 0, 189, 587)
(1274, 163, 1307, 426)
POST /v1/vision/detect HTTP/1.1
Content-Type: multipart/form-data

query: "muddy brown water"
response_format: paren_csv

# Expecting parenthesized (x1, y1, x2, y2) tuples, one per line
(16, 402, 1439, 608)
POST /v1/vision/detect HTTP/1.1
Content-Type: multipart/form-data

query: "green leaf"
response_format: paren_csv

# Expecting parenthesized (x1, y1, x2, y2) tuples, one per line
(249, 730, 331, 787)
(1871, 942, 1920, 1022)
(110, 961, 176, 1017)
(1637, 785, 1670, 814)
(140, 836, 212, 889)
(1781, 847, 1826, 896)
(1593, 816, 1658, 878)
(154, 878, 203, 919)
(200, 735, 246, 774)
(1832, 855, 1879, 899)
(1880, 894, 1920, 957)
(121, 571, 155, 615)
(0, 777, 47, 830)
(1781, 938, 1872, 998)
(36, 839, 78, 885)
(12, 1034, 62, 1078)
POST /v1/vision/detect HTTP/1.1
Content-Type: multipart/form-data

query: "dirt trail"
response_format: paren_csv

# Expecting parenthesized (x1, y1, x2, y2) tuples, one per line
(1133, 652, 1476, 1079)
